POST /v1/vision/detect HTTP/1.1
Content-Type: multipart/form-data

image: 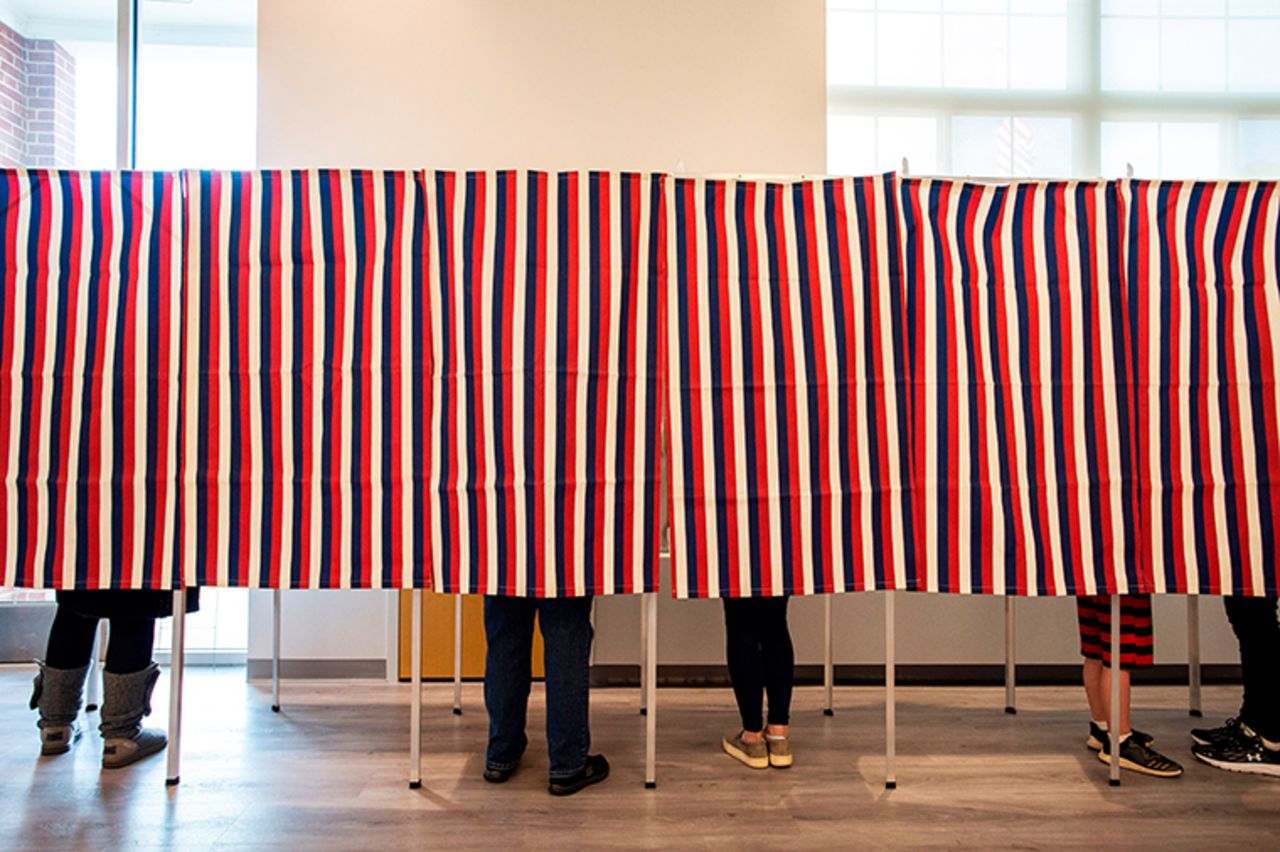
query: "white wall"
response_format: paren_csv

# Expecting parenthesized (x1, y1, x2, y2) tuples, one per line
(251, 0, 1240, 671)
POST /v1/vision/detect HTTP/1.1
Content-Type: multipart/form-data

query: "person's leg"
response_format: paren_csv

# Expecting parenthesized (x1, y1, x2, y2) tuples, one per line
(1224, 595, 1280, 743)
(537, 596, 595, 779)
(44, 604, 99, 670)
(722, 598, 766, 735)
(483, 596, 537, 773)
(31, 605, 97, 752)
(99, 616, 166, 769)
(760, 596, 794, 734)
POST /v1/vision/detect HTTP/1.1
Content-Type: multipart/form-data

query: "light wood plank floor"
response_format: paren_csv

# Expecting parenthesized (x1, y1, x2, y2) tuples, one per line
(0, 667, 1275, 850)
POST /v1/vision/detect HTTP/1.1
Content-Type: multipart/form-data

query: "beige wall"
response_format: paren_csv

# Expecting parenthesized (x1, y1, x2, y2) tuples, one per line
(258, 0, 826, 173)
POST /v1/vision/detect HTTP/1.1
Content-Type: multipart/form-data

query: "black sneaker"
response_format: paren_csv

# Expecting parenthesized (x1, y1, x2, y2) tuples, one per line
(484, 765, 517, 784)
(1087, 722, 1153, 752)
(1194, 735, 1280, 777)
(1191, 716, 1245, 748)
(1098, 736, 1183, 778)
(548, 754, 609, 796)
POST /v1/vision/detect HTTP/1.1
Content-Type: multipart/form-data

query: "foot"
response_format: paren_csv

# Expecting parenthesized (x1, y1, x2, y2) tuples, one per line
(548, 754, 609, 796)
(1098, 736, 1183, 778)
(102, 727, 167, 769)
(1193, 732, 1280, 778)
(722, 731, 769, 770)
(1087, 722, 1153, 752)
(1191, 716, 1245, 748)
(484, 765, 517, 784)
(766, 735, 793, 769)
(39, 722, 81, 756)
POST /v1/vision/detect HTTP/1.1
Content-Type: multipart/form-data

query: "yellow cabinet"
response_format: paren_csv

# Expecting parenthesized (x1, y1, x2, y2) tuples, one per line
(397, 592, 544, 680)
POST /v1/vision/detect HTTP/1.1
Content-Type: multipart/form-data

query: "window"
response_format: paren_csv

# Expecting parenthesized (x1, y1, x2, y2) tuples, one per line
(828, 0, 1280, 178)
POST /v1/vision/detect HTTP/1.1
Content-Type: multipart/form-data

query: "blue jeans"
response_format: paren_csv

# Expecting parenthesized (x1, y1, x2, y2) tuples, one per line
(483, 595, 594, 779)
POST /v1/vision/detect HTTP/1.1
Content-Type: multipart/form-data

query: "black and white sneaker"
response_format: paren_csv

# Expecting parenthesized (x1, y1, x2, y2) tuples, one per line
(1087, 722, 1153, 752)
(1190, 717, 1245, 748)
(1098, 736, 1183, 778)
(1193, 736, 1280, 778)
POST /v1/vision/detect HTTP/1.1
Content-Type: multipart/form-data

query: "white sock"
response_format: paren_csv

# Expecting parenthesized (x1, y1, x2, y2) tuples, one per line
(1261, 736, 1280, 752)
(1093, 719, 1109, 731)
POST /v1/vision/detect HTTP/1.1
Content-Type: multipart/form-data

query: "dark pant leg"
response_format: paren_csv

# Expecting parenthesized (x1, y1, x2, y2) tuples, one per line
(483, 596, 538, 771)
(103, 616, 156, 675)
(537, 596, 594, 779)
(760, 596, 795, 727)
(1224, 595, 1280, 741)
(44, 605, 99, 670)
(723, 598, 766, 732)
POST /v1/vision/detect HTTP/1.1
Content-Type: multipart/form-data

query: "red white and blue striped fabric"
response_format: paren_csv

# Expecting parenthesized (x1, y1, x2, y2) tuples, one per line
(427, 171, 665, 596)
(0, 170, 182, 590)
(181, 170, 431, 589)
(899, 178, 1141, 595)
(666, 174, 914, 598)
(1126, 180, 1280, 597)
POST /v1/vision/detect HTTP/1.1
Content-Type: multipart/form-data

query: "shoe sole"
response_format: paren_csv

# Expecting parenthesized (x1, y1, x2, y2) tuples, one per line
(548, 765, 609, 796)
(1193, 751, 1280, 777)
(769, 753, 793, 768)
(1096, 750, 1183, 778)
(40, 744, 71, 756)
(1088, 735, 1153, 752)
(722, 739, 768, 770)
(102, 741, 167, 770)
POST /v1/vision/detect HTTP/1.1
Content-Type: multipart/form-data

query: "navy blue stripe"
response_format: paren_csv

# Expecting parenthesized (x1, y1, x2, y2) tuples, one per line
(1109, 182, 1139, 590)
(73, 176, 105, 584)
(613, 175, 635, 591)
(492, 170, 510, 593)
(582, 173, 604, 593)
(259, 173, 277, 588)
(196, 174, 215, 586)
(462, 173, 482, 591)
(764, 185, 796, 594)
(640, 174, 663, 590)
(822, 181, 853, 592)
(553, 172, 572, 595)
(1185, 184, 1213, 590)
(954, 186, 984, 593)
(522, 172, 540, 588)
(227, 174, 244, 586)
(288, 172, 306, 588)
(408, 175, 426, 587)
(1076, 184, 1106, 593)
(432, 172, 452, 589)
(854, 178, 889, 588)
(350, 172, 368, 587)
(674, 180, 700, 592)
(317, 170, 338, 588)
(1043, 185, 1078, 590)
(705, 182, 733, 595)
(927, 181, 950, 588)
(790, 184, 826, 594)
(1213, 185, 1246, 586)
(379, 172, 397, 588)
(883, 174, 913, 588)
(735, 183, 764, 593)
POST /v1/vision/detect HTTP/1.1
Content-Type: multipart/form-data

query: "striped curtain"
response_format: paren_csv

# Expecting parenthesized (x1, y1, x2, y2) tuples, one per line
(899, 178, 1141, 595)
(427, 171, 665, 596)
(181, 170, 431, 589)
(0, 170, 182, 590)
(1127, 179, 1280, 596)
(665, 174, 914, 598)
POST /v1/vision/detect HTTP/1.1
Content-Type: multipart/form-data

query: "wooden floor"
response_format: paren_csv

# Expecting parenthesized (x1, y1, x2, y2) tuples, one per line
(0, 668, 1275, 850)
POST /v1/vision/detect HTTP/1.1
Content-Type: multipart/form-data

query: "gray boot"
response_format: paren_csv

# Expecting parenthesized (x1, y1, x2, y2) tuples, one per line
(100, 663, 167, 769)
(29, 662, 89, 756)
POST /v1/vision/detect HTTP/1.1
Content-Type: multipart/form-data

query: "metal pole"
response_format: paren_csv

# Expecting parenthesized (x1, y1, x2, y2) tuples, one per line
(116, 0, 136, 171)
(644, 592, 658, 789)
(165, 590, 186, 787)
(86, 622, 107, 712)
(639, 594, 649, 716)
(1109, 595, 1122, 787)
(271, 590, 281, 713)
(453, 595, 463, 716)
(1187, 595, 1202, 718)
(885, 591, 896, 790)
(410, 590, 423, 789)
(1004, 596, 1017, 715)
(823, 595, 834, 716)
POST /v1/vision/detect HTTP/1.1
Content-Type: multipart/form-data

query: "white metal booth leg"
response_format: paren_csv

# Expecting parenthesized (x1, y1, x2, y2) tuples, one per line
(410, 590, 423, 789)
(639, 594, 649, 716)
(1108, 595, 1122, 787)
(165, 590, 187, 787)
(453, 595, 463, 716)
(271, 590, 282, 713)
(823, 595, 834, 716)
(885, 591, 896, 790)
(86, 621, 108, 713)
(643, 592, 658, 789)
(1004, 596, 1016, 715)
(1187, 595, 1202, 717)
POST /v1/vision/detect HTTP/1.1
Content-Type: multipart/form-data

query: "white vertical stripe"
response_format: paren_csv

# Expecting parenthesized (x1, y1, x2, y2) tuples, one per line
(100, 175, 124, 584)
(307, 172, 325, 589)
(693, 181, 721, 596)
(880, 177, 906, 589)
(812, 181, 844, 595)
(399, 172, 416, 589)
(451, 175, 472, 593)
(369, 173, 387, 588)
(1202, 186, 1232, 592)
(31, 175, 61, 585)
(573, 172, 591, 597)
(722, 181, 753, 595)
(1230, 183, 1264, 597)
(480, 171, 499, 595)
(666, 178, 688, 599)
(630, 174, 653, 592)
(277, 173, 296, 588)
(845, 179, 872, 592)
(60, 172, 93, 589)
(755, 182, 786, 596)
(601, 173, 623, 595)
(163, 174, 182, 588)
(920, 180, 940, 594)
(181, 174, 200, 587)
(426, 172, 446, 592)
(130, 175, 150, 589)
(1064, 185, 1096, 593)
(511, 171, 529, 595)
(780, 184, 815, 596)
(246, 174, 265, 587)
(542, 174, 560, 597)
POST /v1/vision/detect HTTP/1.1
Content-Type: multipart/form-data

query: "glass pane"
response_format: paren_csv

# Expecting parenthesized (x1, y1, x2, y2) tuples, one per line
(1009, 15, 1068, 89)
(943, 14, 1007, 89)
(828, 114, 877, 175)
(877, 13, 942, 86)
(137, 0, 257, 170)
(1160, 122, 1221, 177)
(878, 116, 938, 174)
(1238, 120, 1280, 177)
(1163, 0, 1226, 14)
(1161, 18, 1225, 91)
(1102, 18, 1160, 90)
(1228, 19, 1280, 92)
(0, 0, 116, 169)
(1102, 0, 1158, 12)
(1101, 120, 1159, 177)
(951, 116, 1008, 176)
(952, 116, 1072, 178)
(828, 10, 876, 86)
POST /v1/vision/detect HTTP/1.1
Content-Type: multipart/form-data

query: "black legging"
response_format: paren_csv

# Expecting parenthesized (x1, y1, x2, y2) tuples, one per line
(723, 597, 794, 732)
(44, 604, 156, 675)
(1224, 595, 1280, 742)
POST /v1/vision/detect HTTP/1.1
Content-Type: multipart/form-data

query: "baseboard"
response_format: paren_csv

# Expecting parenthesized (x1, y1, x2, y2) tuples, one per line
(246, 658, 387, 679)
(586, 663, 1243, 689)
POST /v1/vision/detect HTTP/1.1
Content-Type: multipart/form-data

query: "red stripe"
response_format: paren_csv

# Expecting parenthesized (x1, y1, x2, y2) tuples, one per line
(1020, 187, 1056, 594)
(1083, 186, 1116, 592)
(1190, 189, 1222, 593)
(1053, 185, 1085, 594)
(441, 172, 461, 592)
(500, 171, 518, 595)
(266, 173, 284, 588)
(936, 182, 961, 592)
(866, 179, 898, 591)
(531, 172, 548, 594)
(961, 186, 993, 593)
(386, 172, 404, 588)
(468, 172, 489, 593)
(711, 182, 741, 596)
(234, 174, 253, 585)
(0, 172, 16, 581)
(620, 174, 642, 592)
(359, 171, 376, 587)
(592, 173, 611, 594)
(1248, 184, 1280, 577)
(680, 181, 709, 595)
(1216, 186, 1253, 593)
(742, 182, 774, 594)
(771, 185, 805, 594)
(831, 181, 863, 591)
(907, 181, 929, 592)
(149, 175, 175, 590)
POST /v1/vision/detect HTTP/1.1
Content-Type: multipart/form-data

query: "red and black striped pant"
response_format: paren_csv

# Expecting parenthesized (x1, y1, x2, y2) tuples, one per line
(1077, 595, 1154, 670)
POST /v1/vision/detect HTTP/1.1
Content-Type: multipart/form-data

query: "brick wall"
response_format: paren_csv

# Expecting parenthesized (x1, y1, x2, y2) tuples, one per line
(0, 19, 77, 168)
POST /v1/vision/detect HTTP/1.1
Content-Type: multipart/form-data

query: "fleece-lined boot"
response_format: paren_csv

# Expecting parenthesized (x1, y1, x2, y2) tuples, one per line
(29, 662, 89, 756)
(100, 663, 167, 769)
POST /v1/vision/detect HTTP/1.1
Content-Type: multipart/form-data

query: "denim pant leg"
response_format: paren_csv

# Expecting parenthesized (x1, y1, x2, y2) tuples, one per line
(537, 596, 594, 779)
(483, 595, 537, 771)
